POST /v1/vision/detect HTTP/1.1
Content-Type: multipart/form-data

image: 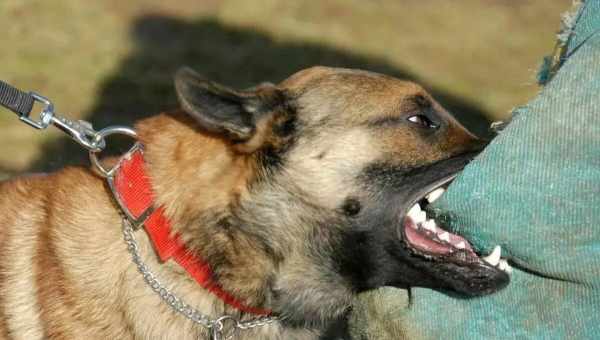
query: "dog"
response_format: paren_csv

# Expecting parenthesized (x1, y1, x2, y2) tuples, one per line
(0, 66, 509, 340)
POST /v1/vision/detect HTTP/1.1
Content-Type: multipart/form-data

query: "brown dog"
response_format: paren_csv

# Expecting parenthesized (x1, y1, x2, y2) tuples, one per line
(0, 66, 509, 340)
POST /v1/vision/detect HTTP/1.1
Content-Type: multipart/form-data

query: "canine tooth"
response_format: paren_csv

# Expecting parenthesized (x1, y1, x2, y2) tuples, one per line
(483, 246, 502, 266)
(438, 231, 450, 242)
(426, 188, 445, 203)
(422, 219, 437, 232)
(414, 211, 427, 224)
(407, 204, 421, 218)
(456, 241, 466, 249)
(497, 259, 513, 274)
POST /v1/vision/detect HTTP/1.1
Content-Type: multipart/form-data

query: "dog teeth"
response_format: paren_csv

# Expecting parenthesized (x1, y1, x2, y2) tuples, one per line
(438, 231, 450, 242)
(483, 246, 502, 266)
(425, 187, 445, 203)
(497, 259, 512, 274)
(456, 241, 466, 249)
(407, 203, 421, 218)
(406, 203, 427, 225)
(415, 211, 427, 224)
(422, 219, 437, 232)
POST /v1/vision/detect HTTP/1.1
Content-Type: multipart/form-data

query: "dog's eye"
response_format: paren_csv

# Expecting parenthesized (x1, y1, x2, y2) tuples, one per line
(407, 114, 437, 129)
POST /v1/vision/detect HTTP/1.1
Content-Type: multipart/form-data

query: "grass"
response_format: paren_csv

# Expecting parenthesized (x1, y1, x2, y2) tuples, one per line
(0, 0, 569, 177)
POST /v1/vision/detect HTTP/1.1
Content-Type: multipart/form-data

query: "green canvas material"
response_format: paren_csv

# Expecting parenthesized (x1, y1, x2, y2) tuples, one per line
(349, 1, 600, 339)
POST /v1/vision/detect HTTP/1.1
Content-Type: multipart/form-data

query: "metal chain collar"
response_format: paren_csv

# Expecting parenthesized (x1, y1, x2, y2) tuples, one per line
(122, 219, 278, 340)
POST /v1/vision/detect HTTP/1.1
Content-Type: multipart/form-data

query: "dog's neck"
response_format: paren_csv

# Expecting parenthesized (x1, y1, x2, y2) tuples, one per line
(132, 112, 275, 311)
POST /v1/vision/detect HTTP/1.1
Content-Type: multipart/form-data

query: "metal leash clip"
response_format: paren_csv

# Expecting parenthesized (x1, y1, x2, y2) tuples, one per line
(0, 80, 137, 178)
(25, 92, 107, 152)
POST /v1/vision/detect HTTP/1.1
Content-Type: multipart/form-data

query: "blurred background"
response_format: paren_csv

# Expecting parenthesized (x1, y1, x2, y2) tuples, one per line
(0, 0, 569, 180)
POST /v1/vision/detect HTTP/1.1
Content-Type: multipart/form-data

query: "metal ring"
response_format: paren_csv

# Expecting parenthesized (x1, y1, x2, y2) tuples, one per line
(89, 126, 138, 177)
(214, 315, 238, 331)
(20, 92, 55, 130)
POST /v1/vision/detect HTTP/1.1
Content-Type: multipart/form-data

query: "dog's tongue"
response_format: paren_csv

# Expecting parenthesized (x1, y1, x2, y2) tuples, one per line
(404, 217, 475, 255)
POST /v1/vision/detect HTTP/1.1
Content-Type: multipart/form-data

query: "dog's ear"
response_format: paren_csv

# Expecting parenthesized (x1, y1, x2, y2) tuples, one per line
(175, 67, 278, 142)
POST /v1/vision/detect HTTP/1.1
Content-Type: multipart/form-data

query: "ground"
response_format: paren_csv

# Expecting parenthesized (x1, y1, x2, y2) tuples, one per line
(0, 0, 568, 179)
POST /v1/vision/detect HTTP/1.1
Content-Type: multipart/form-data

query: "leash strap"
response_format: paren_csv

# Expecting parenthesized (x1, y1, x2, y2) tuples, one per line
(0, 80, 35, 117)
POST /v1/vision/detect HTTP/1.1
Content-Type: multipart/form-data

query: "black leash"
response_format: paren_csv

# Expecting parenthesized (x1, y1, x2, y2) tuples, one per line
(0, 80, 42, 126)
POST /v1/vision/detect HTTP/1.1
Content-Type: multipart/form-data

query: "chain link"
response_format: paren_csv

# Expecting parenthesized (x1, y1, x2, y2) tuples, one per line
(122, 219, 278, 339)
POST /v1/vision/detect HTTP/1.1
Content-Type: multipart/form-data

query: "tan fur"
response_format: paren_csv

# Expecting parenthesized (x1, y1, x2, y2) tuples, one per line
(0, 66, 483, 339)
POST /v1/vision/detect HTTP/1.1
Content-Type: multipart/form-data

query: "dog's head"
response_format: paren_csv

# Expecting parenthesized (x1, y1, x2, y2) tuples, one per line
(173, 66, 508, 325)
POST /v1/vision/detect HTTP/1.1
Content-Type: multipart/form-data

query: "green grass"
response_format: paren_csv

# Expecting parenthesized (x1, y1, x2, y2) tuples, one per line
(0, 0, 569, 176)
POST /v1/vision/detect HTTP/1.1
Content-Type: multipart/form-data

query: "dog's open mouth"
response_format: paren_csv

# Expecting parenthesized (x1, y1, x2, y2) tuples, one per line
(399, 176, 511, 295)
(403, 186, 511, 273)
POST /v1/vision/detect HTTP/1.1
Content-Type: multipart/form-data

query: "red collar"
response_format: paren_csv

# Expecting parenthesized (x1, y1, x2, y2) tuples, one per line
(107, 144, 271, 316)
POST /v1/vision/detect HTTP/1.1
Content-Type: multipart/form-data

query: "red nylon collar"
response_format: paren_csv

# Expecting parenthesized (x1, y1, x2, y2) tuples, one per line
(108, 144, 271, 316)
